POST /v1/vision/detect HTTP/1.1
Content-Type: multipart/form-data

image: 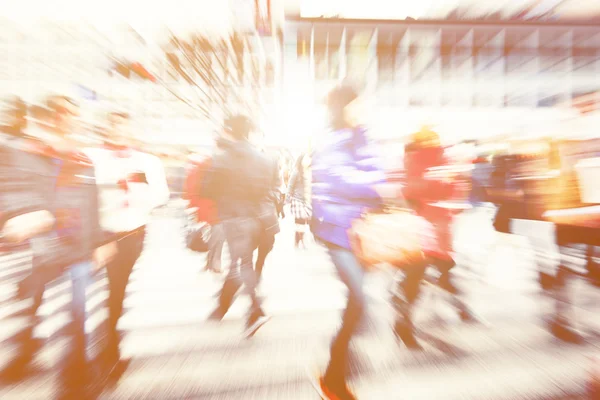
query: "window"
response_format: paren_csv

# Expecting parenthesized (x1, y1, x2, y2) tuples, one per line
(296, 29, 310, 61)
(314, 44, 328, 80)
(377, 45, 395, 85)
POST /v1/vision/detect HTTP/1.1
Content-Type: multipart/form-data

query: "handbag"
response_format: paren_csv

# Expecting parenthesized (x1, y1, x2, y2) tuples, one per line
(349, 207, 431, 270)
(186, 221, 211, 253)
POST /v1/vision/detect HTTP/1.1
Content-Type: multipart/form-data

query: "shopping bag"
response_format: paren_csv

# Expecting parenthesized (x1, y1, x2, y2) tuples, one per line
(349, 208, 430, 269)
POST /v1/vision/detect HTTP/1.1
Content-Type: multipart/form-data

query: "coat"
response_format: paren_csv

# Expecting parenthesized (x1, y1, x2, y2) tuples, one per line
(202, 137, 274, 224)
(1, 136, 109, 268)
(403, 145, 456, 260)
(311, 127, 385, 250)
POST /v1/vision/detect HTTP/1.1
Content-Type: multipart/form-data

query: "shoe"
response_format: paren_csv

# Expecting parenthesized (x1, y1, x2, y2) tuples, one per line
(243, 313, 271, 339)
(459, 306, 479, 324)
(207, 308, 225, 322)
(318, 376, 357, 400)
(453, 297, 480, 324)
(97, 344, 120, 374)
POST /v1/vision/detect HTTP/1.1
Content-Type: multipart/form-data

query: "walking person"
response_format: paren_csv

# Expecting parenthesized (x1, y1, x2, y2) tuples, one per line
(84, 111, 170, 373)
(1, 96, 116, 398)
(204, 115, 274, 338)
(287, 152, 312, 249)
(393, 127, 477, 350)
(310, 85, 386, 400)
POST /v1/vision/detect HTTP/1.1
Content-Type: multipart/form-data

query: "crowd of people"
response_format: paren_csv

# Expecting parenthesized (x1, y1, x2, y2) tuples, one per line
(2, 83, 600, 399)
(1, 95, 170, 398)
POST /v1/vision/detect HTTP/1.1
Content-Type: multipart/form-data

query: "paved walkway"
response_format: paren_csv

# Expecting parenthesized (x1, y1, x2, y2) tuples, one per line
(0, 210, 599, 399)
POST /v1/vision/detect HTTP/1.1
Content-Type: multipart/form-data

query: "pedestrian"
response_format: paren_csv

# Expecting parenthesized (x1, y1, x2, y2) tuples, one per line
(204, 114, 274, 338)
(84, 110, 170, 374)
(1, 95, 117, 398)
(310, 84, 386, 400)
(393, 127, 477, 350)
(287, 152, 312, 249)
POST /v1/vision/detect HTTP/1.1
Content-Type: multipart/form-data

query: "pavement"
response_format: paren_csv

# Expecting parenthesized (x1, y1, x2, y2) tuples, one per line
(1, 205, 600, 399)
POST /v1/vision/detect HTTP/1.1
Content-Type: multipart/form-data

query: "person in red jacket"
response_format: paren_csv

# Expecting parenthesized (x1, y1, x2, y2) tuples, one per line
(393, 127, 476, 349)
(184, 152, 223, 273)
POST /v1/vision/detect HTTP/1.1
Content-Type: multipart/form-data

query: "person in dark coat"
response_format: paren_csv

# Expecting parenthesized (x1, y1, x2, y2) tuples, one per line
(203, 115, 274, 338)
(1, 96, 116, 397)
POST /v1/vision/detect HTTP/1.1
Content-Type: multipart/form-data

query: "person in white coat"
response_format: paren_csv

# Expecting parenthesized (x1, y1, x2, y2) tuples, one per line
(84, 111, 170, 372)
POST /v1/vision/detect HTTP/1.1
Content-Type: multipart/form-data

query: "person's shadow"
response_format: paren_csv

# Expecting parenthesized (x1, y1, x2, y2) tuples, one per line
(0, 326, 43, 384)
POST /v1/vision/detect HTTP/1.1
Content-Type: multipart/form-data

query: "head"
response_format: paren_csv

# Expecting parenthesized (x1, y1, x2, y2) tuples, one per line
(410, 126, 441, 150)
(106, 111, 132, 146)
(26, 95, 80, 151)
(46, 95, 80, 136)
(326, 84, 359, 130)
(1, 96, 28, 136)
(223, 114, 253, 142)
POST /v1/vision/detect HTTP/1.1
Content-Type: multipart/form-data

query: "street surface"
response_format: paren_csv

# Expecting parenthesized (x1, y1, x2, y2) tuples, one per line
(1, 204, 599, 399)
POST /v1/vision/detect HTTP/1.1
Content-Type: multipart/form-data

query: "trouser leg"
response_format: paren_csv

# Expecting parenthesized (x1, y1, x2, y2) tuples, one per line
(324, 246, 366, 387)
(255, 232, 275, 282)
(105, 228, 145, 355)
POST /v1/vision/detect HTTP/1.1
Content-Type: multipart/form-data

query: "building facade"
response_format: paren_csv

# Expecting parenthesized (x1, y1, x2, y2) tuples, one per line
(279, 17, 600, 145)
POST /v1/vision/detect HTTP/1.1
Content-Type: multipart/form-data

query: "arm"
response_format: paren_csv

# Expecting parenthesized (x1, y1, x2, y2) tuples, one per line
(87, 165, 118, 270)
(202, 153, 225, 201)
(0, 146, 55, 241)
(145, 155, 171, 209)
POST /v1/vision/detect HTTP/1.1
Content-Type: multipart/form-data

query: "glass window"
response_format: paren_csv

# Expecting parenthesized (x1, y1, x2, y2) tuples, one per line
(377, 45, 395, 85)
(314, 44, 328, 80)
(328, 49, 340, 80)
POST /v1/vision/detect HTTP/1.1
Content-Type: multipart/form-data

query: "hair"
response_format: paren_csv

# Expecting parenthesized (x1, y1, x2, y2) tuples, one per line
(327, 85, 358, 130)
(224, 114, 253, 140)
(410, 127, 441, 149)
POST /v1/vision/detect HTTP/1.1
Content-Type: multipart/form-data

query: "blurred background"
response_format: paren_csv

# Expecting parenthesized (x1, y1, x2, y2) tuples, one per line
(2, 1, 600, 399)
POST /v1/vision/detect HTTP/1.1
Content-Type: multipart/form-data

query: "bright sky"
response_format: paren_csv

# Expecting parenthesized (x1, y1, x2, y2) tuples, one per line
(298, 0, 600, 20)
(300, 0, 436, 19)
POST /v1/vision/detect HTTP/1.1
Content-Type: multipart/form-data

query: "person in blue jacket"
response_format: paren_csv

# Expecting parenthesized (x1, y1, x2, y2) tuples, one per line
(311, 84, 386, 400)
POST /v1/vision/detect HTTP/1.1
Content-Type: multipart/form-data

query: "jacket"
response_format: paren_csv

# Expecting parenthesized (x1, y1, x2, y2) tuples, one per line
(184, 155, 219, 224)
(84, 146, 170, 234)
(403, 146, 455, 206)
(0, 136, 49, 227)
(1, 136, 110, 267)
(203, 137, 273, 222)
(403, 145, 456, 259)
(311, 127, 385, 250)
